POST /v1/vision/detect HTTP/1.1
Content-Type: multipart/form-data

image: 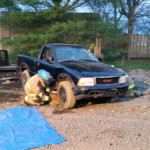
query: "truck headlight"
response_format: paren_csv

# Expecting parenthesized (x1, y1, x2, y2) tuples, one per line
(77, 78, 95, 86)
(119, 76, 126, 83)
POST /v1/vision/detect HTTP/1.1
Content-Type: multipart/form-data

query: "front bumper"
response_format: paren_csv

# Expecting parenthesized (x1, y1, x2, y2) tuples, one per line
(72, 83, 128, 100)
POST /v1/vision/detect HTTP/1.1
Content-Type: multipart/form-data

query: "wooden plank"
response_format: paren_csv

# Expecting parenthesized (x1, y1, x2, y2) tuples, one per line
(141, 35, 144, 58)
(134, 34, 137, 58)
(144, 35, 148, 58)
(136, 34, 138, 58)
(128, 35, 131, 60)
(143, 35, 146, 58)
(139, 35, 142, 58)
(128, 34, 150, 59)
(146, 35, 149, 58)
(141, 35, 143, 58)
(148, 36, 150, 58)
(131, 34, 134, 58)
(138, 34, 141, 58)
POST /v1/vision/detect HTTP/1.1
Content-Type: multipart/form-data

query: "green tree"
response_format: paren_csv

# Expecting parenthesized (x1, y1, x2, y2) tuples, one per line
(0, 0, 87, 34)
(1, 19, 127, 61)
(87, 0, 123, 30)
(0, 0, 87, 47)
(0, 0, 20, 12)
(0, 0, 20, 37)
(16, 0, 86, 20)
(118, 0, 150, 34)
(86, 0, 150, 34)
(0, 0, 127, 64)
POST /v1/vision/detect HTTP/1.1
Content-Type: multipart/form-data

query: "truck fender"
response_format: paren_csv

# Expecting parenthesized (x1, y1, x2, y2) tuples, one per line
(21, 63, 30, 73)
(57, 73, 75, 86)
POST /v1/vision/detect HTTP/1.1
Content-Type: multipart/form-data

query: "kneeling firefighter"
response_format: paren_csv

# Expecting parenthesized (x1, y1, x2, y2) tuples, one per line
(125, 73, 135, 97)
(125, 73, 143, 97)
(110, 65, 142, 97)
(24, 69, 52, 106)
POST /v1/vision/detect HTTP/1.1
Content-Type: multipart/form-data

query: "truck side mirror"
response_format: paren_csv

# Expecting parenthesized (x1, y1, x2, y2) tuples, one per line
(46, 56, 54, 64)
(97, 56, 103, 62)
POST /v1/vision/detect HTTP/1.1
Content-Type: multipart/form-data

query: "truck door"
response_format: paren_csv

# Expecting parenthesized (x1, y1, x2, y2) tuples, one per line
(36, 47, 56, 78)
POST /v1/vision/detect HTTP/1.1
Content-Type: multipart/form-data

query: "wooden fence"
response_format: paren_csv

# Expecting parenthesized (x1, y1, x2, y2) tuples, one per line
(128, 34, 150, 59)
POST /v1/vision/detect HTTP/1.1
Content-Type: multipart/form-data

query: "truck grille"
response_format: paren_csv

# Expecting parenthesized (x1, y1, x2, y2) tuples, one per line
(96, 77, 119, 85)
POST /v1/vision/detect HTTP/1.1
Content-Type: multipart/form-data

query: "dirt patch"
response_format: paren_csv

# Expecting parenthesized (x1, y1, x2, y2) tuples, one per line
(0, 72, 24, 110)
(0, 69, 150, 150)
(0, 92, 21, 103)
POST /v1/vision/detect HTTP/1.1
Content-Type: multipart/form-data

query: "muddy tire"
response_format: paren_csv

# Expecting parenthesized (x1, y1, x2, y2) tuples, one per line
(57, 81, 76, 109)
(21, 70, 30, 87)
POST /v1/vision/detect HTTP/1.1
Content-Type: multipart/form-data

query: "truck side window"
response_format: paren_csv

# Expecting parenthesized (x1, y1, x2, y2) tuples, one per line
(41, 48, 51, 60)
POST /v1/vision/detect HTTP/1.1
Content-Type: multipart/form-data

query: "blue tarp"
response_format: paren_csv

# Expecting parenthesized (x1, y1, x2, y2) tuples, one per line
(0, 107, 65, 150)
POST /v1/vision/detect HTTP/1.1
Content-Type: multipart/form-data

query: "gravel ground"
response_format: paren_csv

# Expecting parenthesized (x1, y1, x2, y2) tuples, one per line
(0, 69, 150, 150)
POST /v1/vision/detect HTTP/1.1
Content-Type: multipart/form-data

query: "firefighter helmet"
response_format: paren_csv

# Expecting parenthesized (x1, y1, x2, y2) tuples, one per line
(38, 69, 50, 83)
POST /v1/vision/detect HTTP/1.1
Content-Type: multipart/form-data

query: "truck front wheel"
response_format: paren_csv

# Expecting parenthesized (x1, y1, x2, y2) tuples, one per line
(21, 70, 30, 87)
(57, 81, 76, 109)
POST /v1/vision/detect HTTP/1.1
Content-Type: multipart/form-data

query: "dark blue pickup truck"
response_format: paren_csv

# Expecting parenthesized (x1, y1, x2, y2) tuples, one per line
(16, 43, 128, 109)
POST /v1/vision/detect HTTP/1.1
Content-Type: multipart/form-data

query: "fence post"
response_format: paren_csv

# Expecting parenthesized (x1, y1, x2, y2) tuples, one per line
(94, 37, 102, 57)
(128, 34, 131, 60)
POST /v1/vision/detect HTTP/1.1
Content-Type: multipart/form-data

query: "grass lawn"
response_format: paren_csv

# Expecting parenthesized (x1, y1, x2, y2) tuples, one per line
(104, 59, 150, 72)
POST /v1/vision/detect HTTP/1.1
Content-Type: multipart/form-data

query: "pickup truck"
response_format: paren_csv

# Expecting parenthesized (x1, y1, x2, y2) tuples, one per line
(16, 43, 128, 109)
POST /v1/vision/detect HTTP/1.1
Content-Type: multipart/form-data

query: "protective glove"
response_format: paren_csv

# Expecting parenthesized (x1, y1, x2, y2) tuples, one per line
(42, 89, 50, 96)
(45, 88, 50, 92)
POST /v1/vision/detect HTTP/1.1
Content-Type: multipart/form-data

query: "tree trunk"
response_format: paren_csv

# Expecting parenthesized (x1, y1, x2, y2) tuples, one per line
(128, 5, 136, 35)
(128, 17, 134, 35)
(114, 3, 117, 32)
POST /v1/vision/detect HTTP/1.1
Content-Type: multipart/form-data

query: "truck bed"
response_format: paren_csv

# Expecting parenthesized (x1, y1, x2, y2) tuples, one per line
(0, 65, 17, 72)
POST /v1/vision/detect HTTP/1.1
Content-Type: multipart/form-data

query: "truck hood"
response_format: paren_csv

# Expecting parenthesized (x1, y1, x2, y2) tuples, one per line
(60, 61, 124, 77)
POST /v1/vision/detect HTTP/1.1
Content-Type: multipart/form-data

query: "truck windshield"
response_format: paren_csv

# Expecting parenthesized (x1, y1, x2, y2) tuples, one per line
(55, 46, 99, 63)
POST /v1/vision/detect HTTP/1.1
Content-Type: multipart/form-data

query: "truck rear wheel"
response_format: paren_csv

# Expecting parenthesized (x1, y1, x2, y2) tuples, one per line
(21, 70, 30, 87)
(57, 81, 76, 109)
